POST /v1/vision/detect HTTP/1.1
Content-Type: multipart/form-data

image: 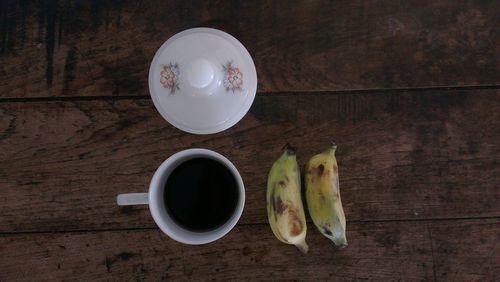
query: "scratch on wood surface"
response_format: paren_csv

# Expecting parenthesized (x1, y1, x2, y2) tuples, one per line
(427, 224, 437, 282)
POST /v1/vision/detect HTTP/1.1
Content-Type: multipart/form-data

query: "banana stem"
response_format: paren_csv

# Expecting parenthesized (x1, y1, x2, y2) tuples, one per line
(282, 143, 296, 155)
(330, 141, 337, 150)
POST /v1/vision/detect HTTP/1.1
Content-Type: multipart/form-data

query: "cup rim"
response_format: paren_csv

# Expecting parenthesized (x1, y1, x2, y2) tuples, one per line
(148, 148, 245, 244)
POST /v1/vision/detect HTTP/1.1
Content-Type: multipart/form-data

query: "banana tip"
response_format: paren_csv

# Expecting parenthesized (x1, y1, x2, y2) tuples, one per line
(333, 239, 348, 249)
(336, 243, 348, 250)
(296, 242, 309, 254)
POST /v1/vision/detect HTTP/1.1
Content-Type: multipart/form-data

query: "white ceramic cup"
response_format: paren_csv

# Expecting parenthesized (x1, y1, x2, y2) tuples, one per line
(116, 149, 245, 244)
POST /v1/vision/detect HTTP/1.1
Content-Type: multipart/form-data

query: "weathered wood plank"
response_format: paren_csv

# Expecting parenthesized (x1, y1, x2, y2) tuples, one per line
(0, 90, 498, 232)
(1, 220, 499, 281)
(431, 219, 500, 281)
(0, 0, 498, 98)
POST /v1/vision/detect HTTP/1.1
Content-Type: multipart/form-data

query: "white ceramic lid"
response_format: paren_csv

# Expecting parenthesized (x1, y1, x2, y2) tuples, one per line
(148, 28, 258, 134)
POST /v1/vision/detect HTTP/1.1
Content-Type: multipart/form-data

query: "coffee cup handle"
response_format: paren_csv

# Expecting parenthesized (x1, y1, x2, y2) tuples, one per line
(116, 193, 149, 206)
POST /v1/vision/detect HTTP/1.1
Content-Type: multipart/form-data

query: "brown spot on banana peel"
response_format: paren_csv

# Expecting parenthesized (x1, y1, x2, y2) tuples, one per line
(309, 164, 330, 179)
(270, 189, 277, 213)
(322, 227, 333, 236)
(290, 220, 302, 236)
(275, 197, 287, 215)
(317, 164, 325, 176)
(288, 209, 303, 236)
(278, 176, 289, 188)
(320, 192, 327, 203)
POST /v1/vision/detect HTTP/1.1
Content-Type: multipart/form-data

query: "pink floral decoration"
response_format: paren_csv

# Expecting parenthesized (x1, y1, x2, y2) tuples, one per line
(222, 61, 243, 92)
(160, 63, 180, 94)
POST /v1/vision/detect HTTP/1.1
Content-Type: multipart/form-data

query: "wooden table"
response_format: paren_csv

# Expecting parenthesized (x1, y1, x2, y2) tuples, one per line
(1, 1, 499, 280)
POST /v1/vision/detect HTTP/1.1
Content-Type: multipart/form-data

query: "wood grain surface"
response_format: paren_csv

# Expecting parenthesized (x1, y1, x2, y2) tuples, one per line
(0, 90, 498, 232)
(0, 0, 498, 98)
(1, 219, 499, 281)
(1, 0, 499, 280)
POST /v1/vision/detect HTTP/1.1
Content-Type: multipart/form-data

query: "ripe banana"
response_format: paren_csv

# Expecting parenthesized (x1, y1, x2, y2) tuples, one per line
(267, 146, 309, 253)
(305, 145, 347, 248)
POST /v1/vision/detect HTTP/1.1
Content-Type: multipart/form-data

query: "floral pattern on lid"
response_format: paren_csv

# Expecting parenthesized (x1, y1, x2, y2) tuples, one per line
(148, 28, 257, 134)
(222, 61, 243, 92)
(160, 63, 180, 94)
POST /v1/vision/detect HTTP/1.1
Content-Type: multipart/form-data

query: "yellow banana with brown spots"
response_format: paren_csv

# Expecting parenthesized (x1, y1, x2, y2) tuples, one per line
(305, 145, 347, 248)
(267, 145, 308, 253)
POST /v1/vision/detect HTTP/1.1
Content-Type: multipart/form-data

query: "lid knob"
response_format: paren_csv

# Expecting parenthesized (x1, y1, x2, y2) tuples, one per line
(185, 58, 215, 89)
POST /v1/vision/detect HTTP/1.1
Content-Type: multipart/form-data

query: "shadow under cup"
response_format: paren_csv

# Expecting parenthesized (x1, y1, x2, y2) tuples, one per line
(148, 149, 245, 245)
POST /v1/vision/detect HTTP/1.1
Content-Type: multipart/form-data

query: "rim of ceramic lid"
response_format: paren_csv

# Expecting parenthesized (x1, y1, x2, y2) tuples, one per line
(148, 27, 258, 135)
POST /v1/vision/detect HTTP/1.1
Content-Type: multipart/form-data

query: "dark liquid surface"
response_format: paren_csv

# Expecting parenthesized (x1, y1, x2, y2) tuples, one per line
(164, 158, 239, 232)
